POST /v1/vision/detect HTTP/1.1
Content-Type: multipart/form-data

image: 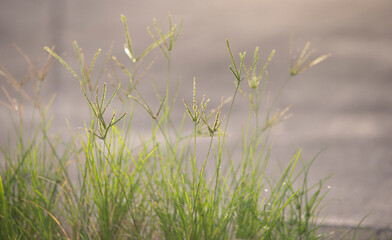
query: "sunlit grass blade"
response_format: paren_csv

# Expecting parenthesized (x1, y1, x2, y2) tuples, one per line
(44, 46, 81, 82)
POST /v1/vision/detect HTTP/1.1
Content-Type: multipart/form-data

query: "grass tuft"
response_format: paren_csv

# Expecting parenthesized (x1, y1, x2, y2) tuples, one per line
(0, 13, 369, 240)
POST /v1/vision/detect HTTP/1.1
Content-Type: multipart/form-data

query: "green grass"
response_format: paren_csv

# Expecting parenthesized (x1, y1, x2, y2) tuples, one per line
(0, 14, 369, 240)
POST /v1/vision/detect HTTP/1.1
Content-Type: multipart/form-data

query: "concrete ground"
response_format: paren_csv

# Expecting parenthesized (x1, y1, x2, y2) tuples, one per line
(1, 0, 392, 236)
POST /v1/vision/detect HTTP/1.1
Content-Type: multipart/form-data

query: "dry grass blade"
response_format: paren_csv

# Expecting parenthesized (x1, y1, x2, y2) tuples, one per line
(13, 44, 40, 84)
(263, 105, 292, 131)
(303, 53, 331, 69)
(22, 199, 70, 240)
(0, 86, 17, 111)
(290, 41, 331, 76)
(0, 65, 33, 104)
(0, 65, 21, 89)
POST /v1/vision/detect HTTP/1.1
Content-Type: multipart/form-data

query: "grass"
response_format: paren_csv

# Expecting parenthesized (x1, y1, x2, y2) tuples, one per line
(0, 14, 371, 240)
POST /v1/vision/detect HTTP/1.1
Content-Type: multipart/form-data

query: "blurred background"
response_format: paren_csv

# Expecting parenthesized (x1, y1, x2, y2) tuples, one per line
(1, 0, 392, 232)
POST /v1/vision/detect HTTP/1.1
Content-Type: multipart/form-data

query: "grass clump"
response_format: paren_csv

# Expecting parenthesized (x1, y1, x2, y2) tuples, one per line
(0, 13, 367, 240)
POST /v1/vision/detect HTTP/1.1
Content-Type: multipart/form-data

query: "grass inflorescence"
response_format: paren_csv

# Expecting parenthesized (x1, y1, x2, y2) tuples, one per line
(0, 14, 368, 240)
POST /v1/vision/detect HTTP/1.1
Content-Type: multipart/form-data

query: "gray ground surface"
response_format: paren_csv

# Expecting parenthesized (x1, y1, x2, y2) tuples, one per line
(1, 0, 392, 234)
